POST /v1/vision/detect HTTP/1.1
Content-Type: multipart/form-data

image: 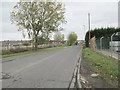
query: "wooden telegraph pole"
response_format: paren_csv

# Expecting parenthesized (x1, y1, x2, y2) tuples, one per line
(88, 13, 91, 48)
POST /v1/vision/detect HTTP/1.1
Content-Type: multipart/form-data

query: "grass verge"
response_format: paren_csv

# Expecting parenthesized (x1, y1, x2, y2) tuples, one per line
(1, 46, 68, 58)
(82, 48, 118, 87)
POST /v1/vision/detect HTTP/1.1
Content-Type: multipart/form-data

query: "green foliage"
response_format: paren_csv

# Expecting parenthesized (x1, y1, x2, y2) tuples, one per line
(1, 45, 68, 58)
(83, 48, 118, 87)
(11, 1, 66, 50)
(67, 32, 78, 45)
(22, 43, 30, 46)
(85, 27, 120, 47)
(54, 32, 64, 43)
(2, 48, 29, 55)
(37, 35, 50, 45)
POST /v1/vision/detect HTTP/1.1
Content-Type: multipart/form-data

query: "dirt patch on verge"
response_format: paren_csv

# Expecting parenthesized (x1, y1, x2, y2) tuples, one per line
(80, 58, 115, 88)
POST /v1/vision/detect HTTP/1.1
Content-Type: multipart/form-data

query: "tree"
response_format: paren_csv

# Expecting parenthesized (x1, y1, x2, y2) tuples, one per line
(54, 32, 64, 44)
(68, 32, 78, 45)
(37, 33, 50, 45)
(85, 27, 120, 47)
(11, 1, 66, 50)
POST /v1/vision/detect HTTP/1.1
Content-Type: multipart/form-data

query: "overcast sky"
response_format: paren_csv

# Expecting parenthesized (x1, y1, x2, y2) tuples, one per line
(0, 0, 119, 41)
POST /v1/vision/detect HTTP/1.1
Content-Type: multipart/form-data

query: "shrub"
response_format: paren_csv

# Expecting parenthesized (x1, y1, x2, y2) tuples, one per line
(2, 48, 29, 55)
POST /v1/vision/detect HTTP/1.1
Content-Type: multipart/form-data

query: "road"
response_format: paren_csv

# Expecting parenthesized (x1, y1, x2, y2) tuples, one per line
(2, 46, 81, 88)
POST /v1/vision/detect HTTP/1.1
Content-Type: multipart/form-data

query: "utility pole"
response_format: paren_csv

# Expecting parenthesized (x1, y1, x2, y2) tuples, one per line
(88, 13, 91, 47)
(83, 25, 86, 37)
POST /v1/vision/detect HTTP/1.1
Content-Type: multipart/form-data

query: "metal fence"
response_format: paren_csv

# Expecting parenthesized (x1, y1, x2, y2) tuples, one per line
(95, 32, 120, 60)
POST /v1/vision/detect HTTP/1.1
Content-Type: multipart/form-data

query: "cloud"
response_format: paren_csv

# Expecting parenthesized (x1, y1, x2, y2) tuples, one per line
(1, 1, 118, 40)
(2, 2, 16, 23)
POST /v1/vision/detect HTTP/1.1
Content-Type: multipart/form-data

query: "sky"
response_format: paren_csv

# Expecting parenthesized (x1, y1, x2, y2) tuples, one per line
(0, 0, 119, 41)
(119, 1, 120, 27)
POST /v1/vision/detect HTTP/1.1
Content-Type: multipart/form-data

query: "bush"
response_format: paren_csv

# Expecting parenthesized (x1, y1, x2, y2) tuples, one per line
(10, 48, 28, 53)
(83, 43, 86, 49)
(2, 48, 29, 55)
(2, 50, 11, 55)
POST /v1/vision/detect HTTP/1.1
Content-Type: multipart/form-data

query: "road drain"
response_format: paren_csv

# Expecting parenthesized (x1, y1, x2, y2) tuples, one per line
(2, 72, 12, 79)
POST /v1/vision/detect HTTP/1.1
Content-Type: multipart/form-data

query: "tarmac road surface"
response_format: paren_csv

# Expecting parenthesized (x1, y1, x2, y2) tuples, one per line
(2, 46, 81, 88)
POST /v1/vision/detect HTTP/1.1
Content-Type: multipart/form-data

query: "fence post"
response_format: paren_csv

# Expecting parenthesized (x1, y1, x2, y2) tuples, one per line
(100, 37, 104, 51)
(111, 33, 116, 57)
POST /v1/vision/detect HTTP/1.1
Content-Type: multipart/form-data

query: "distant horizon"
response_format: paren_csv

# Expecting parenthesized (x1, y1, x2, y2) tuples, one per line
(0, 38, 85, 41)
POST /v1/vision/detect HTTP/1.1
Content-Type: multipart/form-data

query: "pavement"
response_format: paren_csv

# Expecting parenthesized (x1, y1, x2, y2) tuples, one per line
(2, 46, 81, 88)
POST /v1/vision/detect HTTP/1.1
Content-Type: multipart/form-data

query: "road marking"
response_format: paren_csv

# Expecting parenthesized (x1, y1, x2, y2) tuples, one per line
(13, 54, 56, 74)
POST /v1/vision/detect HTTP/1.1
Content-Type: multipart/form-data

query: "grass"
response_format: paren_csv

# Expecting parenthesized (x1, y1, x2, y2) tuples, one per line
(82, 48, 118, 87)
(0, 51, 34, 58)
(1, 45, 68, 59)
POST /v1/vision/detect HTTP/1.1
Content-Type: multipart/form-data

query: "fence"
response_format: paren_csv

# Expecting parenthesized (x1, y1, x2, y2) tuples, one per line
(1, 41, 65, 55)
(95, 32, 120, 60)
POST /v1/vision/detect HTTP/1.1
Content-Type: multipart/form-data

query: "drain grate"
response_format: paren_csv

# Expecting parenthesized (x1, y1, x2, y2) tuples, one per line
(2, 72, 12, 79)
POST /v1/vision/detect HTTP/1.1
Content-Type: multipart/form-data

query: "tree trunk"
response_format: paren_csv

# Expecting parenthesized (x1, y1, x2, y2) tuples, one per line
(33, 35, 38, 51)
(34, 42, 38, 50)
